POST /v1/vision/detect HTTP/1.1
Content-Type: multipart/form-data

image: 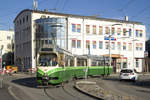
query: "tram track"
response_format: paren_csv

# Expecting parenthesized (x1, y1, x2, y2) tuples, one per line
(42, 80, 95, 100)
(43, 87, 56, 100)
(61, 82, 83, 100)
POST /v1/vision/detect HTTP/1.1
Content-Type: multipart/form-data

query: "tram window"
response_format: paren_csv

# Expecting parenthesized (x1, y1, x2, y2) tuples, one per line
(91, 61, 97, 66)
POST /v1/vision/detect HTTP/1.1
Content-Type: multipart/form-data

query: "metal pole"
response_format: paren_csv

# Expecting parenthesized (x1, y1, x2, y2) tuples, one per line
(109, 35, 111, 74)
(132, 24, 135, 69)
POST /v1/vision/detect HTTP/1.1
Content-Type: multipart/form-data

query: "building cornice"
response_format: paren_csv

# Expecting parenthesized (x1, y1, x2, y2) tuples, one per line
(14, 9, 142, 25)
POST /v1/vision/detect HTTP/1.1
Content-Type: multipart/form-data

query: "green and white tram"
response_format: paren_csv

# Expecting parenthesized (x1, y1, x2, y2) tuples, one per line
(36, 51, 113, 85)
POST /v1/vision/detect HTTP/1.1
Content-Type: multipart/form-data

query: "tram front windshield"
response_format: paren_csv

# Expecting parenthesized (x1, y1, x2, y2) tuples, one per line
(39, 54, 57, 66)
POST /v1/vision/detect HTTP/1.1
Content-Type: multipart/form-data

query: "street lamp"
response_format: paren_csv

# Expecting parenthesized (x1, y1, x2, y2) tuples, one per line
(107, 24, 122, 74)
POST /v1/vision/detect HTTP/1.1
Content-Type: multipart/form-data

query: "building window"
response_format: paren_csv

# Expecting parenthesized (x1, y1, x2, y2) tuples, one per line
(123, 28, 127, 36)
(105, 27, 110, 35)
(48, 40, 52, 44)
(72, 24, 76, 32)
(140, 43, 143, 50)
(117, 28, 121, 35)
(99, 26, 103, 35)
(139, 30, 143, 37)
(111, 42, 115, 50)
(136, 59, 139, 68)
(128, 43, 132, 51)
(117, 42, 121, 50)
(7, 36, 11, 40)
(93, 41, 96, 49)
(86, 25, 90, 34)
(7, 44, 11, 49)
(72, 40, 76, 48)
(99, 41, 103, 49)
(77, 40, 81, 48)
(45, 40, 48, 44)
(105, 42, 109, 49)
(23, 17, 25, 23)
(136, 30, 139, 37)
(111, 27, 115, 35)
(77, 24, 81, 33)
(129, 29, 132, 37)
(93, 25, 96, 34)
(123, 42, 126, 50)
(86, 40, 90, 49)
(136, 43, 139, 51)
(26, 15, 29, 22)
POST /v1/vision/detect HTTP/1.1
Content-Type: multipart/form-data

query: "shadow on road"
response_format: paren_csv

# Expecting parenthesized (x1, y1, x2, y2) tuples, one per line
(11, 77, 37, 88)
(134, 80, 150, 89)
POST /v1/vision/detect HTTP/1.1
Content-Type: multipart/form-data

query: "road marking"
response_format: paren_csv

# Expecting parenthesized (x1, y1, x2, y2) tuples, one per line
(8, 86, 20, 100)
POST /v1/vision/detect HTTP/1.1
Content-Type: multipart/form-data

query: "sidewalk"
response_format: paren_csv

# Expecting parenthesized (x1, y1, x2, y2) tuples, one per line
(75, 80, 135, 100)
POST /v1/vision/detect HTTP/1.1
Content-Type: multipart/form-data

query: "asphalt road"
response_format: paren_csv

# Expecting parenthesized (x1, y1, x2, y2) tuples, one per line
(1, 74, 98, 100)
(101, 75, 150, 100)
(1, 73, 150, 100)
(0, 84, 15, 100)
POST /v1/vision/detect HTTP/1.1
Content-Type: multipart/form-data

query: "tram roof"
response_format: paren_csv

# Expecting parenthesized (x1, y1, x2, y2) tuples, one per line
(75, 55, 109, 60)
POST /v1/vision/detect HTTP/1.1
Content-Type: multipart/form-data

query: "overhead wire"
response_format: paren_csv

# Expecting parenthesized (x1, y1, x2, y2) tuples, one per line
(61, 0, 69, 12)
(53, 0, 60, 10)
(117, 0, 135, 16)
(130, 4, 150, 20)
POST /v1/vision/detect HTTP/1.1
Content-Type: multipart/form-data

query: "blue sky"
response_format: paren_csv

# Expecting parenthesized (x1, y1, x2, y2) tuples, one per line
(0, 0, 150, 38)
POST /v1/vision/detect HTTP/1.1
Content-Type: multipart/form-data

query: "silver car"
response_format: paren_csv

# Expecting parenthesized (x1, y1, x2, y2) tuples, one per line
(120, 69, 138, 82)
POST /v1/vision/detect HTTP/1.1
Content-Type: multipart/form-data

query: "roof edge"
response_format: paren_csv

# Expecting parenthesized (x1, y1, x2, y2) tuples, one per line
(14, 9, 143, 25)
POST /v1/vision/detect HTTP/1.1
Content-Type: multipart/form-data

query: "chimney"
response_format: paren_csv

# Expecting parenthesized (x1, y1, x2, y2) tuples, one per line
(125, 16, 128, 21)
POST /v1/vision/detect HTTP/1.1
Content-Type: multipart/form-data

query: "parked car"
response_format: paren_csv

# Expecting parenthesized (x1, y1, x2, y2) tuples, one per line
(120, 68, 138, 82)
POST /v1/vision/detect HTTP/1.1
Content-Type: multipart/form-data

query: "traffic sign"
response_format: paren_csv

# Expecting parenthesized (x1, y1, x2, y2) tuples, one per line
(104, 36, 116, 41)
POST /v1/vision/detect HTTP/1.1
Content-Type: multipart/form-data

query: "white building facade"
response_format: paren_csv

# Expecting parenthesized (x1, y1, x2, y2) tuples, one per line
(0, 30, 14, 54)
(0, 30, 14, 69)
(14, 9, 146, 72)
